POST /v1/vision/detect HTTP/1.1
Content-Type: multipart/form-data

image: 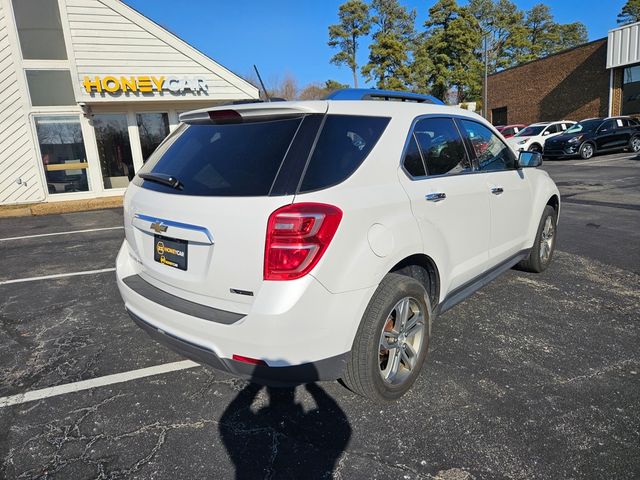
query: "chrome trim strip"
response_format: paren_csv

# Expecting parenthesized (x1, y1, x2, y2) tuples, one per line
(134, 214, 214, 243)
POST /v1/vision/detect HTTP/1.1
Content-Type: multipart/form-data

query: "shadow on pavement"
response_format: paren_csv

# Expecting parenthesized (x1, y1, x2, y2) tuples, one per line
(219, 378, 351, 479)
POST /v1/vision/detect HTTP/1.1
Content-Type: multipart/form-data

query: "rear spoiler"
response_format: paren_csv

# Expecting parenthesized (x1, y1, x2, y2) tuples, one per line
(179, 107, 310, 125)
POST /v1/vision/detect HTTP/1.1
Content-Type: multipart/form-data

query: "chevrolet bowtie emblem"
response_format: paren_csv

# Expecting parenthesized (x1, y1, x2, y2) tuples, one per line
(150, 221, 168, 233)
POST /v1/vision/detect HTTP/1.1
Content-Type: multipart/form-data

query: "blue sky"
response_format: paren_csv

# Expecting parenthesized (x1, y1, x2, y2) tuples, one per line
(124, 0, 625, 89)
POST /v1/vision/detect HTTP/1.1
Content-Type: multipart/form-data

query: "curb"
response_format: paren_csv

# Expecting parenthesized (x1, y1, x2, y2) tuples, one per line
(0, 196, 123, 218)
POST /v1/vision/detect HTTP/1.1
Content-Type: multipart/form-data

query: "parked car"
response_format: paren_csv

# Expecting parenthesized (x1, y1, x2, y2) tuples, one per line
(116, 89, 560, 402)
(543, 116, 640, 159)
(507, 121, 576, 153)
(495, 124, 526, 138)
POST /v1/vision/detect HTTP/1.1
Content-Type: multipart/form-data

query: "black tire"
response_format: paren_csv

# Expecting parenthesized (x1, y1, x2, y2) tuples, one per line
(528, 143, 542, 153)
(579, 142, 595, 159)
(342, 273, 431, 403)
(517, 205, 557, 273)
(629, 135, 640, 153)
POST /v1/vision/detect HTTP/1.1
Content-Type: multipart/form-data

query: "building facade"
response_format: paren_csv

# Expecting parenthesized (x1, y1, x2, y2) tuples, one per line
(487, 39, 610, 126)
(0, 0, 258, 206)
(608, 22, 640, 117)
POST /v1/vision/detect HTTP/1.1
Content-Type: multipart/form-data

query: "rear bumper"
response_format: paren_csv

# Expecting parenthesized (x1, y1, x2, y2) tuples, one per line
(128, 309, 349, 385)
(116, 240, 375, 383)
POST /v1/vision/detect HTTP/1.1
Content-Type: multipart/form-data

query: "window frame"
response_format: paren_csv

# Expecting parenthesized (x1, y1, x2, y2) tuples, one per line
(456, 118, 519, 173)
(400, 114, 476, 181)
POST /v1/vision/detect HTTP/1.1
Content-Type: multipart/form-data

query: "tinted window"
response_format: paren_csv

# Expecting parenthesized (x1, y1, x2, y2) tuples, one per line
(413, 118, 470, 176)
(566, 120, 602, 134)
(26, 70, 76, 106)
(460, 119, 516, 171)
(600, 120, 617, 131)
(299, 115, 389, 192)
(403, 135, 426, 177)
(137, 113, 170, 162)
(517, 125, 546, 137)
(12, 0, 67, 60)
(545, 124, 560, 134)
(138, 117, 302, 196)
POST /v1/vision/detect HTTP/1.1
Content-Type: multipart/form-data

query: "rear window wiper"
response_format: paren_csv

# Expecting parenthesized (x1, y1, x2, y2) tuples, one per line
(138, 172, 183, 190)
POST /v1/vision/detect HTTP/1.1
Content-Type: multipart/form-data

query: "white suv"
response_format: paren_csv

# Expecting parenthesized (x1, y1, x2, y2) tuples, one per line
(116, 89, 560, 402)
(507, 120, 576, 153)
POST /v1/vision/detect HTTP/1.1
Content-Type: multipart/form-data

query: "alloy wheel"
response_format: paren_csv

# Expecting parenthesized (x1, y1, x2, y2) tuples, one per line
(632, 137, 640, 152)
(581, 144, 593, 159)
(379, 297, 425, 385)
(539, 216, 555, 263)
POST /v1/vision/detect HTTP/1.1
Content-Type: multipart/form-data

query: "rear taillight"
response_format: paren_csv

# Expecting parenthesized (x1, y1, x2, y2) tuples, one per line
(264, 203, 342, 281)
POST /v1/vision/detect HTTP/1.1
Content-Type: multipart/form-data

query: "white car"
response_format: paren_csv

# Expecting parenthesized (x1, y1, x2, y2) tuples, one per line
(116, 89, 560, 402)
(508, 121, 576, 153)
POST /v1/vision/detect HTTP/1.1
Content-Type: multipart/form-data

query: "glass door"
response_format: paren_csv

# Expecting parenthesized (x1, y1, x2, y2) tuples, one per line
(34, 116, 90, 194)
(93, 114, 134, 189)
(136, 112, 170, 162)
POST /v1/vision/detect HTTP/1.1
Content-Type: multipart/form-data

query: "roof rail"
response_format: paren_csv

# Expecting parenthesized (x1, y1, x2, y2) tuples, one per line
(325, 88, 444, 105)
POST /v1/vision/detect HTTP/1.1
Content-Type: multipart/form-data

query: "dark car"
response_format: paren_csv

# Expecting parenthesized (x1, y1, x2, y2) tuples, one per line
(543, 117, 640, 159)
(495, 124, 526, 138)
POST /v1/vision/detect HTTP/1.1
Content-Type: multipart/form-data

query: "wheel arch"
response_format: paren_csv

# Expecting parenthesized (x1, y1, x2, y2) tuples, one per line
(388, 253, 440, 308)
(546, 194, 560, 215)
(581, 139, 597, 150)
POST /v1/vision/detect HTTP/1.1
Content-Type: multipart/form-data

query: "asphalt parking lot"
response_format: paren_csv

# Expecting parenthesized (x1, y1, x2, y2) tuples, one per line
(1, 152, 639, 480)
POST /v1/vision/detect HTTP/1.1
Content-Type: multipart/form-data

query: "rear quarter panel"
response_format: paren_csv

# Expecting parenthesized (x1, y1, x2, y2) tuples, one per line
(295, 115, 430, 295)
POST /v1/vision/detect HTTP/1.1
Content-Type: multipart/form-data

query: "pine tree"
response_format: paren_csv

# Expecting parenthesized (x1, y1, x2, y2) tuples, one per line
(361, 0, 416, 90)
(618, 0, 640, 25)
(468, 0, 527, 72)
(413, 0, 481, 102)
(328, 0, 372, 88)
(511, 4, 587, 64)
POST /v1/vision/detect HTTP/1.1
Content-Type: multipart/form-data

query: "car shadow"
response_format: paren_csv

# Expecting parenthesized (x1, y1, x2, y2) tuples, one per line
(219, 369, 351, 479)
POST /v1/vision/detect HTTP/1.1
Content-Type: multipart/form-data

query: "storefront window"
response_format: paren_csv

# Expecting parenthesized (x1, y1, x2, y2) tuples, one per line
(136, 113, 170, 162)
(34, 116, 89, 194)
(12, 0, 67, 60)
(93, 114, 135, 189)
(623, 65, 640, 115)
(26, 70, 76, 106)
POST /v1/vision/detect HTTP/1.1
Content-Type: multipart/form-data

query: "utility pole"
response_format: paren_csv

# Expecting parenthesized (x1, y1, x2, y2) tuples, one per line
(483, 34, 489, 120)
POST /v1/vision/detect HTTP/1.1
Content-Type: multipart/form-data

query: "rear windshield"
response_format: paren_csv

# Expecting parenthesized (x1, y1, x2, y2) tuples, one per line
(135, 117, 302, 196)
(135, 113, 389, 197)
(299, 115, 390, 192)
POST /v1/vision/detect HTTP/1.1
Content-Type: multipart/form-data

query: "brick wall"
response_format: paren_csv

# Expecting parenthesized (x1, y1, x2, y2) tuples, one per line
(487, 39, 609, 125)
(611, 68, 623, 116)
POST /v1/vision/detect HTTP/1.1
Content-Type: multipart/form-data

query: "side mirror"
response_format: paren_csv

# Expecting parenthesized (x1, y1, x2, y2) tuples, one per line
(518, 150, 542, 168)
(542, 130, 550, 136)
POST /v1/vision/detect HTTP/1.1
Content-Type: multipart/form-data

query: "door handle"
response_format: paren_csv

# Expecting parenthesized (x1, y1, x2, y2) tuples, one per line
(425, 192, 446, 202)
(491, 187, 504, 195)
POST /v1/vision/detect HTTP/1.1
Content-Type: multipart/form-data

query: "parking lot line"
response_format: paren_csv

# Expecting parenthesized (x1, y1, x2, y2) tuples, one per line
(0, 226, 124, 242)
(0, 360, 200, 408)
(0, 267, 117, 286)
(571, 155, 637, 166)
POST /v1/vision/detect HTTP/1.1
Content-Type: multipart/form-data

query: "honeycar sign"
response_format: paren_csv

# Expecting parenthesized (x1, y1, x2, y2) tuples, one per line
(82, 76, 208, 94)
